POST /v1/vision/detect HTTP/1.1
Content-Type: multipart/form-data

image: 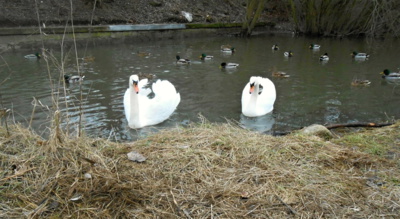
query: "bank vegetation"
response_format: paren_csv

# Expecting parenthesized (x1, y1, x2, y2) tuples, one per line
(1, 116, 399, 218)
(287, 0, 400, 37)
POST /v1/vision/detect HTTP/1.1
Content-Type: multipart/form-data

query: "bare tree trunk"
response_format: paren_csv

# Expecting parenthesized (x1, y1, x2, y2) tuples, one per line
(240, 0, 266, 37)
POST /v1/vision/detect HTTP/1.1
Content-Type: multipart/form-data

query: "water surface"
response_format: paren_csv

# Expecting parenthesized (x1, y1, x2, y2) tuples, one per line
(1, 34, 399, 141)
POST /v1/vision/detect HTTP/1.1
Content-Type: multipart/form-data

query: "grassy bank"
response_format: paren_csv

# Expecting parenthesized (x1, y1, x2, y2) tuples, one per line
(1, 119, 399, 218)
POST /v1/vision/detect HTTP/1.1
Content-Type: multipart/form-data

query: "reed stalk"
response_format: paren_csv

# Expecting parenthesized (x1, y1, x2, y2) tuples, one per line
(240, 0, 266, 37)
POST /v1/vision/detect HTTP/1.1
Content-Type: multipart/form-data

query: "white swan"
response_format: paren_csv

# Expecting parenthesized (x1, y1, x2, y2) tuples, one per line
(124, 75, 180, 128)
(241, 76, 276, 117)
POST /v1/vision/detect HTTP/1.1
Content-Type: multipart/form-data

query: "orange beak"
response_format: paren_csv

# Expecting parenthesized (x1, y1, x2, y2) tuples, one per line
(133, 82, 139, 93)
(249, 84, 255, 94)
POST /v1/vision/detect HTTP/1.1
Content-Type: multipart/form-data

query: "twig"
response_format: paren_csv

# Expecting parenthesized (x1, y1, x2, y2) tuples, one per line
(325, 122, 393, 129)
(0, 167, 37, 182)
(274, 194, 297, 215)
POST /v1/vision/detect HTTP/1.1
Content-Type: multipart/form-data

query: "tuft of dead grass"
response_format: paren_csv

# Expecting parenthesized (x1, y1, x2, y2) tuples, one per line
(0, 120, 399, 218)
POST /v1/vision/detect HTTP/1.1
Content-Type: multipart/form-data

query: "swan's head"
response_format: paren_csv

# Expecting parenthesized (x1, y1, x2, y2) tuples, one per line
(248, 76, 262, 94)
(129, 75, 139, 94)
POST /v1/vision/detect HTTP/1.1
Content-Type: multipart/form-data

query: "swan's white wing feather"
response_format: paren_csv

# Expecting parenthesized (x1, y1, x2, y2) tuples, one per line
(137, 78, 153, 97)
(257, 78, 276, 114)
(139, 79, 180, 126)
(241, 82, 251, 112)
(123, 88, 130, 122)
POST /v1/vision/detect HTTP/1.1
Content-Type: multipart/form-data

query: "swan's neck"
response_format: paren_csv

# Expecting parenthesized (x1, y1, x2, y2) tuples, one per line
(250, 84, 260, 104)
(128, 87, 141, 127)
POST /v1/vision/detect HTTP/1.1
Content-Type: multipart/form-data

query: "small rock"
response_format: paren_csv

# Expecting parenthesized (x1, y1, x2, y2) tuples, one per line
(84, 173, 92, 179)
(300, 124, 333, 140)
(127, 151, 146, 162)
(240, 191, 251, 199)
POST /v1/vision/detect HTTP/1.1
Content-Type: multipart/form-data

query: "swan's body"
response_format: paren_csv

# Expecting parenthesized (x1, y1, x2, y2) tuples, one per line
(64, 75, 85, 83)
(241, 76, 276, 117)
(319, 53, 329, 61)
(220, 62, 239, 69)
(272, 44, 279, 50)
(309, 44, 321, 49)
(351, 52, 369, 59)
(380, 69, 400, 79)
(24, 53, 41, 59)
(284, 51, 293, 57)
(200, 53, 214, 60)
(176, 55, 190, 65)
(124, 75, 180, 129)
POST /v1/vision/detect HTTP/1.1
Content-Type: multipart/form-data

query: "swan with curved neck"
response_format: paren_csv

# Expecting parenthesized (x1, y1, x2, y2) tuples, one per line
(124, 75, 180, 128)
(241, 76, 276, 117)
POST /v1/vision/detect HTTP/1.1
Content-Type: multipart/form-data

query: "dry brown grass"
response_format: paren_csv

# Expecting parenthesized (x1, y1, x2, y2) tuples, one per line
(1, 120, 399, 218)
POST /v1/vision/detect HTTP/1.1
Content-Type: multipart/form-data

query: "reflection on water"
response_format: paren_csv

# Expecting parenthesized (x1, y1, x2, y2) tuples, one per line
(1, 34, 400, 141)
(240, 113, 275, 133)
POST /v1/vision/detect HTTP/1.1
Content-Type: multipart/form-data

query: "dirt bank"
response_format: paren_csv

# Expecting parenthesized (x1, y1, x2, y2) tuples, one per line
(0, 0, 287, 27)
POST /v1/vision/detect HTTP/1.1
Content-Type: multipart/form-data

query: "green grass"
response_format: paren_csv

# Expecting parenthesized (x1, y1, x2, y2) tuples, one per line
(186, 22, 273, 29)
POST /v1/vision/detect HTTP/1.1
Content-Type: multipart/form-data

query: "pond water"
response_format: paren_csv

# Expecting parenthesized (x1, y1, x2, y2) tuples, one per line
(1, 33, 400, 141)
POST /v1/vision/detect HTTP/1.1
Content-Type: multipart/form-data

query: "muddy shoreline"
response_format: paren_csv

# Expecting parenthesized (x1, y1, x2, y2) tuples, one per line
(0, 22, 293, 52)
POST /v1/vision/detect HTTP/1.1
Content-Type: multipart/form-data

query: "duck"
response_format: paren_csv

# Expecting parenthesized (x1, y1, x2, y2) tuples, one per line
(64, 75, 85, 83)
(309, 44, 321, 49)
(80, 56, 95, 62)
(319, 53, 329, 61)
(351, 51, 369, 59)
(272, 44, 279, 50)
(176, 55, 191, 65)
(200, 53, 214, 60)
(220, 62, 239, 69)
(123, 75, 181, 129)
(221, 44, 232, 49)
(137, 51, 151, 57)
(138, 72, 156, 80)
(284, 51, 294, 57)
(380, 69, 400, 79)
(24, 53, 41, 59)
(220, 45, 236, 53)
(272, 70, 290, 78)
(351, 79, 371, 86)
(241, 76, 276, 117)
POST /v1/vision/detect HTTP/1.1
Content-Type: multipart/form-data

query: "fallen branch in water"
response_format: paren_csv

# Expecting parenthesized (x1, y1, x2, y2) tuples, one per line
(325, 122, 394, 130)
